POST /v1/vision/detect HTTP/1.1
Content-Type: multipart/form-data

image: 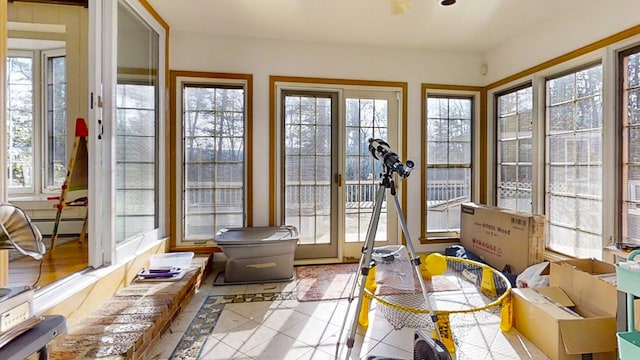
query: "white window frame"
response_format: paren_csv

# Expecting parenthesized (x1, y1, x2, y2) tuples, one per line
(41, 48, 67, 193)
(6, 50, 37, 195)
(488, 49, 611, 260)
(6, 48, 67, 197)
(174, 75, 250, 247)
(495, 84, 534, 213)
(423, 88, 481, 239)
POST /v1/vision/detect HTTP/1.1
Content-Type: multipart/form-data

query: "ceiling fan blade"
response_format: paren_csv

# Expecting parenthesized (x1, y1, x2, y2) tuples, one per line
(391, 0, 412, 14)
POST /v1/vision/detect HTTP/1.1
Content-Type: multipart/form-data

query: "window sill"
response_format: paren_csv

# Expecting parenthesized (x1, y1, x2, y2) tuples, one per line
(419, 236, 460, 244)
(33, 238, 165, 316)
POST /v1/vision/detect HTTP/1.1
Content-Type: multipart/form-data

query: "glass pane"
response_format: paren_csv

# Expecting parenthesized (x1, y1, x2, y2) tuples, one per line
(6, 56, 35, 190)
(628, 90, 640, 125)
(546, 64, 603, 258)
(183, 84, 245, 240)
(549, 134, 575, 164)
(548, 73, 574, 105)
(549, 165, 575, 194)
(285, 93, 338, 245)
(115, 1, 160, 244)
(499, 115, 517, 140)
(627, 53, 640, 88)
(344, 97, 387, 243)
(548, 103, 574, 133)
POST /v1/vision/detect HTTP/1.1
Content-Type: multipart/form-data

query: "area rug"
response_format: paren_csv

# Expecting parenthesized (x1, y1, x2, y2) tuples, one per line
(170, 292, 294, 360)
(295, 263, 358, 302)
(295, 263, 460, 302)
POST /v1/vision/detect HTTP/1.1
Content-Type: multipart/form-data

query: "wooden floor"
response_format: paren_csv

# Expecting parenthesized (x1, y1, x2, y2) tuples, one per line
(8, 237, 88, 289)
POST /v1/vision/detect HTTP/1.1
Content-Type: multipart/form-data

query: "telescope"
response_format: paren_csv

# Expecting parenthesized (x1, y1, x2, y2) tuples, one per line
(368, 138, 414, 178)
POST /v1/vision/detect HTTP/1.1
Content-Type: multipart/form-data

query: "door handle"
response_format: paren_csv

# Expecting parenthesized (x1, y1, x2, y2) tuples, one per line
(335, 173, 342, 187)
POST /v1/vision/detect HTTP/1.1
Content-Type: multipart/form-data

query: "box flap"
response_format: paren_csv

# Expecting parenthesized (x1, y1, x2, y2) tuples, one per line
(535, 287, 574, 307)
(559, 318, 617, 354)
(516, 288, 581, 320)
(550, 260, 617, 317)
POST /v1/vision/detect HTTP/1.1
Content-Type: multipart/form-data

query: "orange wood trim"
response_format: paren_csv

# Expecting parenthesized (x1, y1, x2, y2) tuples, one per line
(170, 246, 222, 254)
(169, 70, 177, 248)
(418, 237, 459, 245)
(269, 76, 277, 226)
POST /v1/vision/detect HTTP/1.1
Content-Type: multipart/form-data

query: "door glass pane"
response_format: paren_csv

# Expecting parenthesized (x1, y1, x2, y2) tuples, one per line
(182, 85, 245, 240)
(345, 97, 388, 242)
(284, 94, 332, 245)
(115, 1, 159, 243)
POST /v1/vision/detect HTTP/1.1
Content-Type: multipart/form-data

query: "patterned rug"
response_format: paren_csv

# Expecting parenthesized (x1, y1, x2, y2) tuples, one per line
(295, 263, 358, 302)
(295, 263, 460, 302)
(169, 292, 295, 360)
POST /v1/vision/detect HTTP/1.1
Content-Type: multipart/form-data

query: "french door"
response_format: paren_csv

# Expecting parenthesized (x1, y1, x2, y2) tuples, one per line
(280, 87, 400, 261)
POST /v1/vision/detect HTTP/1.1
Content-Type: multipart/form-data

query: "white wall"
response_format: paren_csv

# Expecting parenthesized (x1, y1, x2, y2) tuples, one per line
(169, 32, 485, 252)
(483, 0, 640, 84)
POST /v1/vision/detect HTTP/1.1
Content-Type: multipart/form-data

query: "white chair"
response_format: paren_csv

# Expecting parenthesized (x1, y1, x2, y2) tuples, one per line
(0, 204, 46, 260)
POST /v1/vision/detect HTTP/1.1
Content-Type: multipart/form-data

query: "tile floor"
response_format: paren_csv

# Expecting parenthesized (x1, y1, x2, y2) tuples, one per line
(148, 270, 551, 360)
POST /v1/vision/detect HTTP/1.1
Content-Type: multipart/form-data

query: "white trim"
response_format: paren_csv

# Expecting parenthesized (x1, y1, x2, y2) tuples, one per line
(88, 0, 105, 267)
(423, 88, 481, 236)
(112, 0, 167, 263)
(32, 238, 163, 315)
(41, 48, 67, 193)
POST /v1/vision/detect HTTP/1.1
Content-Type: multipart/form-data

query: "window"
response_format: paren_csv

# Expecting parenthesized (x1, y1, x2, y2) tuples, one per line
(425, 95, 473, 235)
(44, 53, 67, 190)
(173, 73, 251, 246)
(6, 50, 66, 194)
(496, 86, 533, 213)
(621, 47, 640, 245)
(545, 64, 603, 258)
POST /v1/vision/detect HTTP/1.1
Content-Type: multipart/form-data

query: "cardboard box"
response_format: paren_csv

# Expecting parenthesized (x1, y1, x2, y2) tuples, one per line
(460, 202, 545, 274)
(512, 258, 618, 360)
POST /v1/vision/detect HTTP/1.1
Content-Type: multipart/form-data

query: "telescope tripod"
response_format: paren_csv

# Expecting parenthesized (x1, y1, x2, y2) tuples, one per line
(335, 166, 440, 359)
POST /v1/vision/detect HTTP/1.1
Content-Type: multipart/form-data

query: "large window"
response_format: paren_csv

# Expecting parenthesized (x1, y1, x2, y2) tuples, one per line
(172, 72, 252, 247)
(425, 95, 473, 235)
(496, 86, 533, 213)
(6, 50, 66, 195)
(545, 64, 603, 258)
(182, 83, 247, 240)
(622, 47, 640, 245)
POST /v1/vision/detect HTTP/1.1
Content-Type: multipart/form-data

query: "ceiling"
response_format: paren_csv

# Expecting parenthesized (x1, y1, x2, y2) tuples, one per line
(147, 0, 585, 53)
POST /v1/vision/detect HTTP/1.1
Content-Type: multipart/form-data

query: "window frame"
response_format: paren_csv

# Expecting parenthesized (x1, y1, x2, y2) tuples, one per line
(171, 71, 253, 249)
(6, 48, 67, 196)
(421, 86, 482, 241)
(488, 49, 611, 260)
(544, 62, 604, 259)
(42, 48, 67, 193)
(494, 83, 534, 213)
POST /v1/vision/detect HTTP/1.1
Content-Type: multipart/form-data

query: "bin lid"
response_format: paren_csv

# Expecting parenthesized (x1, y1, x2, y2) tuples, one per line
(214, 226, 299, 244)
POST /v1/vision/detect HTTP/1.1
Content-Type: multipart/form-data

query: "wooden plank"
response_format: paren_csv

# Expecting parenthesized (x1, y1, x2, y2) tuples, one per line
(0, 250, 7, 287)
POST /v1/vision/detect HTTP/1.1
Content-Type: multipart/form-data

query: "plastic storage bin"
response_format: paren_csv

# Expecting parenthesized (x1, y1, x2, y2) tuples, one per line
(215, 226, 299, 283)
(616, 249, 640, 359)
(149, 252, 194, 269)
(618, 331, 640, 359)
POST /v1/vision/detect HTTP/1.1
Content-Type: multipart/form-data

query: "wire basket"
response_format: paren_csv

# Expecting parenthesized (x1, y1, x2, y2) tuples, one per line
(363, 256, 513, 352)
